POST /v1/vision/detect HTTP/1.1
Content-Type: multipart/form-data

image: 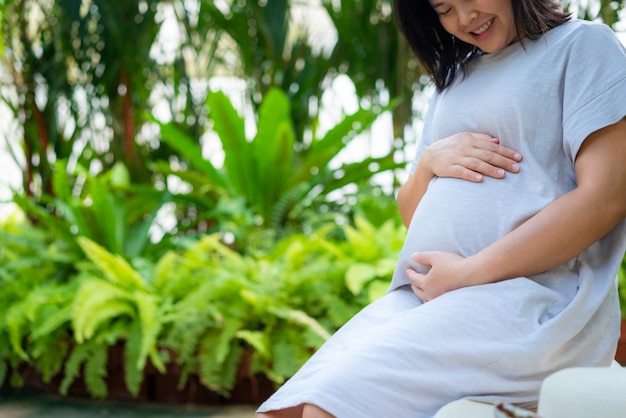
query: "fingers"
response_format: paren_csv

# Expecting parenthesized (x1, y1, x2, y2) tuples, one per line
(411, 284, 429, 302)
(461, 151, 520, 181)
(426, 133, 523, 182)
(411, 251, 434, 266)
(407, 270, 429, 302)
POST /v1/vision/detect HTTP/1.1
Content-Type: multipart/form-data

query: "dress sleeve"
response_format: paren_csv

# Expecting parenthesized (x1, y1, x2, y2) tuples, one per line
(562, 23, 626, 162)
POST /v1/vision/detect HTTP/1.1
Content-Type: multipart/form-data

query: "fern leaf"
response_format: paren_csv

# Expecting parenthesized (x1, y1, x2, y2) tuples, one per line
(72, 279, 134, 344)
(214, 319, 242, 365)
(30, 304, 73, 340)
(81, 299, 135, 343)
(84, 343, 108, 399)
(268, 307, 331, 340)
(152, 253, 202, 302)
(76, 237, 146, 290)
(30, 333, 71, 384)
(236, 330, 269, 359)
(270, 339, 300, 379)
(5, 302, 29, 361)
(197, 320, 241, 395)
(218, 344, 244, 392)
(152, 251, 177, 293)
(124, 324, 144, 396)
(133, 291, 163, 372)
(60, 344, 91, 395)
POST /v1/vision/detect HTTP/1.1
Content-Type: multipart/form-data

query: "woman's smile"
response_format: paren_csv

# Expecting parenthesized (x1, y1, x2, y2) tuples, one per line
(471, 18, 495, 40)
(431, 0, 518, 53)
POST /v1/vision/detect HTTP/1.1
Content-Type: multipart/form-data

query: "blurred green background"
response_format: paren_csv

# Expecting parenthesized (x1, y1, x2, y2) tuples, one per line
(0, 0, 624, 407)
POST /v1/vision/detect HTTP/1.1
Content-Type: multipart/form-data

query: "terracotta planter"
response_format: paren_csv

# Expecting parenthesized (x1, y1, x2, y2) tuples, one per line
(11, 344, 275, 406)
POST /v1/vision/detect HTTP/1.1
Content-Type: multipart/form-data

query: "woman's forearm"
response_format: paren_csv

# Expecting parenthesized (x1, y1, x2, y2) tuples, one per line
(397, 159, 434, 228)
(465, 185, 625, 286)
(465, 119, 626, 286)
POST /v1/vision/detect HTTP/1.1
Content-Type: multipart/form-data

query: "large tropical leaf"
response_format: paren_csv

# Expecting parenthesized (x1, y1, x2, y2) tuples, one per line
(208, 90, 255, 199)
(253, 88, 296, 220)
(157, 121, 227, 189)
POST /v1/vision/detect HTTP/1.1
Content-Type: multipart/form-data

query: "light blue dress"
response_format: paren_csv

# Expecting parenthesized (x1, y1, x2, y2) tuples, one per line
(257, 20, 626, 417)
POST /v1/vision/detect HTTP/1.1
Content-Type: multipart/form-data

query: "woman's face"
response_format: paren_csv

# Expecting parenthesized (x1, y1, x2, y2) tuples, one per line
(430, 0, 518, 53)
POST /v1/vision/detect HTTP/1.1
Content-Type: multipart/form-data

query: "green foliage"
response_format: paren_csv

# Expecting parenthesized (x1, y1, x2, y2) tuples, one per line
(566, 0, 626, 28)
(4, 0, 622, 405)
(13, 161, 171, 258)
(0, 215, 77, 389)
(197, 0, 335, 140)
(158, 88, 403, 244)
(0, 200, 406, 398)
(322, 0, 421, 139)
(0, 0, 170, 199)
(60, 341, 108, 399)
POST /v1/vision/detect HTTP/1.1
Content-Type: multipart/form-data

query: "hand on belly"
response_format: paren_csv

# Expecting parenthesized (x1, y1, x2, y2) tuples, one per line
(406, 251, 472, 301)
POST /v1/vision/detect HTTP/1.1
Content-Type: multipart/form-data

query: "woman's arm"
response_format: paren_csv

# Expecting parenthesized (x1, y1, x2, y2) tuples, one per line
(408, 118, 626, 301)
(398, 133, 522, 227)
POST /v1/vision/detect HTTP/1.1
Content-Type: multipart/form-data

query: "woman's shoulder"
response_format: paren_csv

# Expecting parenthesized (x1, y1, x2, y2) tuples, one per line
(546, 18, 623, 46)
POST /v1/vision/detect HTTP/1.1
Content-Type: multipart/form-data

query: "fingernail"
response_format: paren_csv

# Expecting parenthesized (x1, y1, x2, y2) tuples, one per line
(512, 163, 519, 171)
(497, 168, 505, 177)
(513, 153, 522, 161)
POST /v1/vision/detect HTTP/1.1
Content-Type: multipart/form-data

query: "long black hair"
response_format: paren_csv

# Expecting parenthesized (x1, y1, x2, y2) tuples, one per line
(394, 0, 570, 91)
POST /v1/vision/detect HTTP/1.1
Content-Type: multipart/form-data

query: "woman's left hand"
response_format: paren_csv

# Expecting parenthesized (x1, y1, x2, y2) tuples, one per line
(407, 251, 475, 302)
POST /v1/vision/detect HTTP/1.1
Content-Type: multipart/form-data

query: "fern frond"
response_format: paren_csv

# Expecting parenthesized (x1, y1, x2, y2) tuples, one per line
(76, 237, 146, 290)
(31, 333, 71, 384)
(197, 331, 225, 394)
(30, 305, 73, 340)
(218, 344, 244, 392)
(133, 291, 164, 372)
(124, 324, 144, 396)
(268, 307, 331, 340)
(195, 235, 248, 270)
(325, 296, 358, 328)
(152, 251, 177, 293)
(81, 300, 135, 343)
(5, 302, 30, 361)
(270, 338, 300, 379)
(72, 279, 135, 344)
(84, 343, 108, 398)
(60, 344, 91, 395)
(236, 330, 269, 359)
(214, 319, 242, 365)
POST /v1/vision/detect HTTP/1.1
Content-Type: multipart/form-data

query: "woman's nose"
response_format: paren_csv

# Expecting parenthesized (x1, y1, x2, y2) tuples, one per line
(457, 5, 477, 26)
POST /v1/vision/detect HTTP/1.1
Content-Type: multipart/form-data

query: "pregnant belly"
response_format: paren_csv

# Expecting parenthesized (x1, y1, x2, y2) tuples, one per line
(404, 176, 529, 258)
(389, 175, 558, 292)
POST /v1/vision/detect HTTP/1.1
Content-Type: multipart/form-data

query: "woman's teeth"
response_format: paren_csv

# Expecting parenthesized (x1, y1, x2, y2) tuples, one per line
(473, 19, 493, 35)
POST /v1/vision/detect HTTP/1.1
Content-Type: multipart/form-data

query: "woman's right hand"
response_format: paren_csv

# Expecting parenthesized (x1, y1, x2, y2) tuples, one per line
(421, 132, 522, 182)
(397, 132, 522, 227)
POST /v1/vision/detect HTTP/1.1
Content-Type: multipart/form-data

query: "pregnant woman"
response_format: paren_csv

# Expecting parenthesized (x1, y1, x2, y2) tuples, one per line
(257, 0, 626, 416)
